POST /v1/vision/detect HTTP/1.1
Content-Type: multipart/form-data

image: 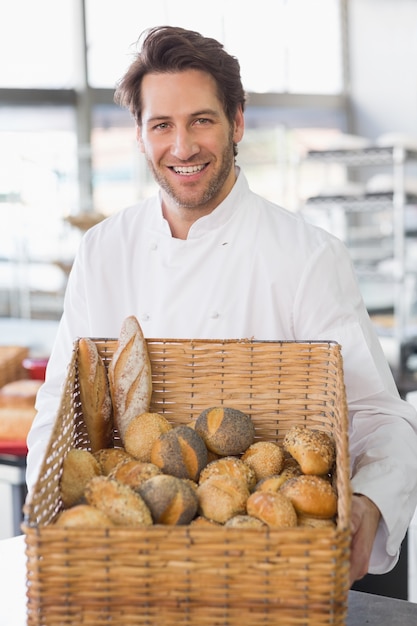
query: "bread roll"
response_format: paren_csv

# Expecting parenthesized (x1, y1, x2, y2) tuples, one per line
(0, 379, 42, 408)
(199, 456, 256, 491)
(108, 316, 152, 442)
(194, 406, 255, 456)
(151, 425, 208, 481)
(255, 466, 302, 493)
(93, 447, 134, 475)
(283, 425, 335, 475)
(124, 412, 172, 462)
(60, 448, 101, 508)
(138, 474, 198, 525)
(78, 337, 113, 452)
(246, 491, 297, 529)
(225, 514, 267, 529)
(197, 474, 249, 524)
(109, 460, 162, 489)
(280, 475, 338, 519)
(55, 504, 114, 528)
(241, 441, 285, 482)
(84, 475, 153, 526)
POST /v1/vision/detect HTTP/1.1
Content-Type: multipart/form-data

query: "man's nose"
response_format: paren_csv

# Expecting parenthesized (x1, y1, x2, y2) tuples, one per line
(171, 128, 199, 160)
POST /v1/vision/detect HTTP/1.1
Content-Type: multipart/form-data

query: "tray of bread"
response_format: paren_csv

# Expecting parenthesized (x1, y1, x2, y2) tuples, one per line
(23, 316, 351, 626)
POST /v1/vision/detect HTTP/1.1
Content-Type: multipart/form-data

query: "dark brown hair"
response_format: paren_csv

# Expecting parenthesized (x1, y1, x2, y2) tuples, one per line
(114, 25, 246, 126)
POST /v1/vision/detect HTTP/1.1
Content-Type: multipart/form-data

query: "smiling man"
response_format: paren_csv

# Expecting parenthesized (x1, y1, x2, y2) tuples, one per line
(26, 25, 417, 588)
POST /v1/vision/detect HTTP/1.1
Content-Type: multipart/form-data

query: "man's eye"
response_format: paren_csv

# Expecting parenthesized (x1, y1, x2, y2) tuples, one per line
(195, 118, 210, 125)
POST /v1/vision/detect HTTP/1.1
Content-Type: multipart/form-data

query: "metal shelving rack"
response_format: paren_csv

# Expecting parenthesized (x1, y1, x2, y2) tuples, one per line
(302, 145, 417, 347)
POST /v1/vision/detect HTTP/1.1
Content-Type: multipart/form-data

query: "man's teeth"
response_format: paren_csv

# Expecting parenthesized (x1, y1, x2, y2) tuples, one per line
(173, 165, 205, 174)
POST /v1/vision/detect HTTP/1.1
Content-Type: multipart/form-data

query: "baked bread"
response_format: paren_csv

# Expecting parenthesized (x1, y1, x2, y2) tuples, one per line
(93, 447, 134, 475)
(138, 474, 198, 525)
(108, 316, 152, 442)
(194, 406, 255, 456)
(246, 491, 297, 529)
(255, 465, 302, 493)
(280, 474, 338, 519)
(241, 441, 285, 482)
(0, 379, 42, 408)
(60, 448, 101, 508)
(225, 514, 267, 529)
(84, 475, 153, 526)
(199, 456, 257, 491)
(124, 412, 172, 462)
(78, 337, 113, 452)
(283, 425, 336, 475)
(197, 474, 249, 524)
(150, 425, 208, 481)
(109, 460, 162, 489)
(55, 504, 114, 528)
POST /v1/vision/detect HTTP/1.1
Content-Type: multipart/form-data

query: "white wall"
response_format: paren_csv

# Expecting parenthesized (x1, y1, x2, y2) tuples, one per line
(349, 0, 417, 141)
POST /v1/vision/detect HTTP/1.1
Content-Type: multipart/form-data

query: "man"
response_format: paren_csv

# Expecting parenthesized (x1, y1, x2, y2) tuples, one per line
(26, 25, 417, 586)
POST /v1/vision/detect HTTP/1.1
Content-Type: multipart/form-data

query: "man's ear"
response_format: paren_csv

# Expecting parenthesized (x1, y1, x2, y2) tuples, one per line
(136, 125, 145, 153)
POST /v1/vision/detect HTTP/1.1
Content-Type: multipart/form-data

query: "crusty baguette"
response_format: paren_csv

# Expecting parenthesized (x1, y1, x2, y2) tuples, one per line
(78, 337, 113, 452)
(108, 315, 152, 442)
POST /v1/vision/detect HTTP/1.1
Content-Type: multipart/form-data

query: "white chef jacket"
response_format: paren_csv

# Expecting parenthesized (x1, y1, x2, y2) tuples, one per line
(26, 169, 417, 574)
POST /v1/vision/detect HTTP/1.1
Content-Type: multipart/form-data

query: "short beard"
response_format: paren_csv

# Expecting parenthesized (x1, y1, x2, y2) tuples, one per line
(146, 132, 236, 210)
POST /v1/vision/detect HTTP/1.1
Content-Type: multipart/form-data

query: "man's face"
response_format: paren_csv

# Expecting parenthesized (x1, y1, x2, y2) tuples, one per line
(137, 69, 244, 215)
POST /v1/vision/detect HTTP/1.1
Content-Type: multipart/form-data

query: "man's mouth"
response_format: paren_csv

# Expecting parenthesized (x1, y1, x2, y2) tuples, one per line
(171, 164, 207, 175)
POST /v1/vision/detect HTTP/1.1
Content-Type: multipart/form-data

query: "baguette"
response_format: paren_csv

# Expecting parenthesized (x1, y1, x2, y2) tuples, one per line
(108, 316, 152, 442)
(78, 337, 113, 452)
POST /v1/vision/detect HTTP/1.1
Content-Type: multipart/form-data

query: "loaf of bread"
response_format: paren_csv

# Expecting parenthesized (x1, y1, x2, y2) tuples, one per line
(241, 441, 285, 482)
(246, 490, 297, 529)
(124, 412, 172, 462)
(225, 514, 267, 529)
(84, 475, 153, 527)
(199, 456, 256, 491)
(93, 447, 134, 475)
(60, 448, 101, 508)
(194, 406, 255, 455)
(150, 425, 208, 481)
(138, 474, 198, 525)
(78, 337, 113, 452)
(283, 425, 336, 475)
(109, 460, 162, 489)
(55, 504, 114, 528)
(280, 474, 338, 519)
(108, 316, 152, 442)
(197, 474, 249, 524)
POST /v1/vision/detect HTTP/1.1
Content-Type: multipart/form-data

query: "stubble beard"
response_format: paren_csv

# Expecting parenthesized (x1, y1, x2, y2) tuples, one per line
(146, 135, 236, 210)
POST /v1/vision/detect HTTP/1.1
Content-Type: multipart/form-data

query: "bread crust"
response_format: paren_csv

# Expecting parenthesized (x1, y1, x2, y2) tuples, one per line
(108, 316, 152, 442)
(78, 337, 113, 452)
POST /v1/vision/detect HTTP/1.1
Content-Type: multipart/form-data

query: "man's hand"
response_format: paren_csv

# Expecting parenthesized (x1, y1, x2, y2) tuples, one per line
(350, 493, 381, 586)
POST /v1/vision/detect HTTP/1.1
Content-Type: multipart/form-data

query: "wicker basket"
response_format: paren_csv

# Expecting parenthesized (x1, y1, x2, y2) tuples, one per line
(23, 338, 351, 626)
(0, 345, 28, 389)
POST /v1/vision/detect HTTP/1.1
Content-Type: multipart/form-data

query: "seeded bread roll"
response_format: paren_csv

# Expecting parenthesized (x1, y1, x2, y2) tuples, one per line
(255, 465, 302, 493)
(199, 456, 257, 491)
(246, 491, 297, 529)
(151, 425, 208, 481)
(197, 474, 249, 524)
(55, 504, 114, 528)
(241, 441, 285, 482)
(283, 425, 336, 475)
(93, 447, 134, 475)
(225, 514, 267, 529)
(60, 448, 101, 509)
(194, 406, 255, 456)
(138, 474, 199, 525)
(124, 412, 172, 462)
(280, 474, 338, 519)
(78, 337, 113, 452)
(84, 475, 153, 527)
(108, 316, 152, 442)
(109, 460, 162, 489)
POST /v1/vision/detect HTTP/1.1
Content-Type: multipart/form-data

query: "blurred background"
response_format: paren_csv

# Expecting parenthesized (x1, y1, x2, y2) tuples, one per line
(1, 0, 417, 599)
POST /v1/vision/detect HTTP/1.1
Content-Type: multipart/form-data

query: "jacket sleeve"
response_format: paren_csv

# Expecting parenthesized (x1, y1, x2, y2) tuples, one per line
(293, 235, 417, 574)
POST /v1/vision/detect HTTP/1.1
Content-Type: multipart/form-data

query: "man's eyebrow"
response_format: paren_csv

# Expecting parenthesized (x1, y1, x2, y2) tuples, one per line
(145, 109, 221, 124)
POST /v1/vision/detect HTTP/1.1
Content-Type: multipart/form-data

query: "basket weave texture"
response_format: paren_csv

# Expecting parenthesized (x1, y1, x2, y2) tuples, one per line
(23, 338, 351, 626)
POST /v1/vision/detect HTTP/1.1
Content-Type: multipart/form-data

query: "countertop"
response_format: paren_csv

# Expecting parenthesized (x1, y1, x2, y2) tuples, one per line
(1, 535, 416, 626)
